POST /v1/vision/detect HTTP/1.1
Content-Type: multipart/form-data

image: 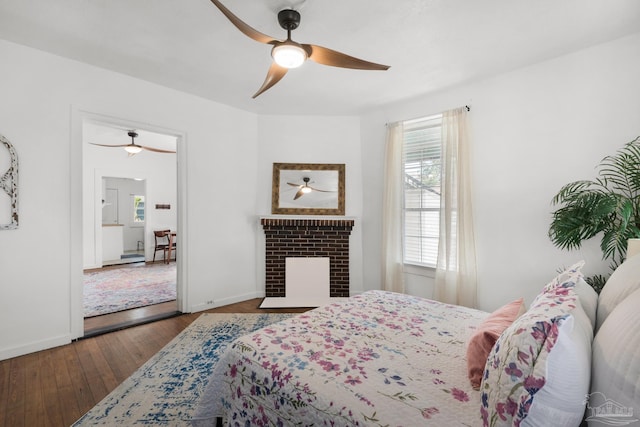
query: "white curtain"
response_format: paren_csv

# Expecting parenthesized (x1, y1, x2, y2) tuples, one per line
(434, 107, 477, 308)
(381, 121, 405, 293)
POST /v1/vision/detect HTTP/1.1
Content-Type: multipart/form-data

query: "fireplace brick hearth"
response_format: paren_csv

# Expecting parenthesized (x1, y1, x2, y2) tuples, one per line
(261, 218, 355, 297)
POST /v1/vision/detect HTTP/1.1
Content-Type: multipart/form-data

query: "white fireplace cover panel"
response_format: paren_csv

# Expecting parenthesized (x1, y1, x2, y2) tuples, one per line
(286, 257, 330, 299)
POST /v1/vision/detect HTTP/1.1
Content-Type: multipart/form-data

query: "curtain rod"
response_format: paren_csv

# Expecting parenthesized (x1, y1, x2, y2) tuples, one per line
(385, 105, 470, 126)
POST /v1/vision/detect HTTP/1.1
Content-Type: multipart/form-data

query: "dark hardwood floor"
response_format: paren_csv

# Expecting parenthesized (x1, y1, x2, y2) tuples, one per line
(0, 299, 310, 427)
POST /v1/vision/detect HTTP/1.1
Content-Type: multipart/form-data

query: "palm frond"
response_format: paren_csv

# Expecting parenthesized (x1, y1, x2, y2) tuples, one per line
(550, 180, 605, 205)
(598, 136, 640, 196)
(584, 274, 608, 294)
(600, 227, 630, 266)
(549, 136, 640, 275)
(549, 191, 616, 250)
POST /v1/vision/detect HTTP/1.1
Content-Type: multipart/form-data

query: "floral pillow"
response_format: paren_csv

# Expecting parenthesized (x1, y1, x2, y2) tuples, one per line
(480, 264, 588, 427)
(540, 260, 584, 294)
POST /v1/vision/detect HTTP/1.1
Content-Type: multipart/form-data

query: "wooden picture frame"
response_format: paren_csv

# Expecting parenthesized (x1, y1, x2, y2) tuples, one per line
(271, 163, 345, 215)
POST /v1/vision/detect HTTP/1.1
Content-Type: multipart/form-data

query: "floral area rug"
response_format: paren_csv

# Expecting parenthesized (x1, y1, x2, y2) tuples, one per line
(83, 263, 177, 317)
(72, 312, 294, 426)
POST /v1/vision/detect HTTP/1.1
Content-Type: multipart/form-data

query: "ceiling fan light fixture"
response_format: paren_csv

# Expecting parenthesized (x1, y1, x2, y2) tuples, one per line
(301, 186, 312, 194)
(209, 0, 389, 97)
(124, 145, 143, 154)
(272, 43, 307, 68)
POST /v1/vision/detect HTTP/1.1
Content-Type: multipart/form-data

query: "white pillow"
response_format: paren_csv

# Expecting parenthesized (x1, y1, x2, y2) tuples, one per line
(523, 298, 593, 427)
(574, 278, 598, 330)
(589, 288, 640, 426)
(596, 254, 640, 331)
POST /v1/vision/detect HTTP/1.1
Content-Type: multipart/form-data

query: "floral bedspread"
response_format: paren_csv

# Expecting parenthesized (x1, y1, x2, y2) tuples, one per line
(191, 290, 487, 426)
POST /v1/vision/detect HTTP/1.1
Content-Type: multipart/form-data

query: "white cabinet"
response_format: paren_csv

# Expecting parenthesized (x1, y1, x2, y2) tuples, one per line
(102, 224, 123, 263)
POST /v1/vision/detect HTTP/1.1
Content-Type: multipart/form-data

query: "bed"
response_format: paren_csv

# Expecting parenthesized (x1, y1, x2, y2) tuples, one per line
(192, 257, 640, 427)
(193, 290, 488, 426)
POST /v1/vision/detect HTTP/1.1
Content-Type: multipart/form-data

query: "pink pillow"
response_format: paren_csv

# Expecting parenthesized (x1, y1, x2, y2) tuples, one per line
(466, 298, 525, 389)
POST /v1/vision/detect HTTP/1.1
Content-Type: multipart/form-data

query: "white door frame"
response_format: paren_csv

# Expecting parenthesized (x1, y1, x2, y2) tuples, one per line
(70, 108, 188, 339)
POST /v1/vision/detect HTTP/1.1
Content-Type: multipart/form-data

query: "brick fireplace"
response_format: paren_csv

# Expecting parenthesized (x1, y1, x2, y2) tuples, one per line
(261, 218, 355, 297)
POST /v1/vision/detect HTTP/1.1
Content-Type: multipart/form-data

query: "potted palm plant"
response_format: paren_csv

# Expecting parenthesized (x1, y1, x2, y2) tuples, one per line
(548, 136, 640, 292)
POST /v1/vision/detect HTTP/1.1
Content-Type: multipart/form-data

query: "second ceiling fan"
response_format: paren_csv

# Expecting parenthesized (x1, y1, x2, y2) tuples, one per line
(90, 131, 176, 156)
(209, 0, 390, 98)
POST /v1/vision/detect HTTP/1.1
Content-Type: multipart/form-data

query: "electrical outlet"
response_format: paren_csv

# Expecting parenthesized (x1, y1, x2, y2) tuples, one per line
(206, 300, 214, 305)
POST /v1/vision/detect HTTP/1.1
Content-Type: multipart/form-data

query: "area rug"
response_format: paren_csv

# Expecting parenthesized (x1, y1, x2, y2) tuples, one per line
(83, 263, 177, 317)
(72, 312, 294, 426)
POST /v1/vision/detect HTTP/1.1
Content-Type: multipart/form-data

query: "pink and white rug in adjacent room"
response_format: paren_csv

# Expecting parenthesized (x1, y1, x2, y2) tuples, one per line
(83, 263, 177, 317)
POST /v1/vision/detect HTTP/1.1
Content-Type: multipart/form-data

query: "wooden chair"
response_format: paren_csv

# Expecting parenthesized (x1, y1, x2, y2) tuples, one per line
(153, 229, 174, 263)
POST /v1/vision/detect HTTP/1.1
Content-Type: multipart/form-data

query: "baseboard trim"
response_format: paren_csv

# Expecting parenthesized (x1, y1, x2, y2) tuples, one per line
(260, 297, 349, 308)
(0, 334, 72, 362)
(190, 291, 262, 313)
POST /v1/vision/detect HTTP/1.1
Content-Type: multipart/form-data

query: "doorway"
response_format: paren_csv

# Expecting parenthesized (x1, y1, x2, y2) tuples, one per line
(81, 120, 181, 336)
(101, 177, 146, 266)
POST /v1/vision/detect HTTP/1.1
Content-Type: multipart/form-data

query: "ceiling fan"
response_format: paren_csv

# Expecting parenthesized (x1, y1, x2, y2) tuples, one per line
(89, 131, 176, 156)
(288, 176, 333, 200)
(209, 0, 390, 98)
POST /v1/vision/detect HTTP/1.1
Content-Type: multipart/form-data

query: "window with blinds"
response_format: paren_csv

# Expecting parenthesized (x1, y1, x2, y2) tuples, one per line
(403, 114, 442, 267)
(133, 195, 145, 223)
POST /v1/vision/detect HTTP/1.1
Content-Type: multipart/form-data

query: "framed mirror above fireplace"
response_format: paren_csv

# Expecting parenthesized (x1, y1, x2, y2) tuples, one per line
(271, 162, 345, 215)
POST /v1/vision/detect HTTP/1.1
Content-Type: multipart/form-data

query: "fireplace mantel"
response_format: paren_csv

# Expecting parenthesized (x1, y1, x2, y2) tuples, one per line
(260, 217, 355, 228)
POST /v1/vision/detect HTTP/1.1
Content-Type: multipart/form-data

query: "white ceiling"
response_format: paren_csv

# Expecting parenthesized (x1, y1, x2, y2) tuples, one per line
(1, 0, 639, 115)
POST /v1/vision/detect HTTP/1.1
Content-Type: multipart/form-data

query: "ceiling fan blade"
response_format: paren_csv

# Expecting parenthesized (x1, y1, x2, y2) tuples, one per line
(89, 143, 130, 148)
(209, 0, 279, 45)
(141, 146, 176, 154)
(308, 186, 335, 193)
(303, 44, 390, 70)
(293, 188, 305, 200)
(287, 182, 303, 187)
(253, 62, 288, 98)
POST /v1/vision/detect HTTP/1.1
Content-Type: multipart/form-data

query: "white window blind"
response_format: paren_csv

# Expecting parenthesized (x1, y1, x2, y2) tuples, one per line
(403, 114, 442, 267)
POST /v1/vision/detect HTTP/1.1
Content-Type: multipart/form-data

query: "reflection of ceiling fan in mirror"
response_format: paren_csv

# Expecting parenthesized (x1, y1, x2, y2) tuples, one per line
(89, 131, 176, 157)
(287, 176, 333, 200)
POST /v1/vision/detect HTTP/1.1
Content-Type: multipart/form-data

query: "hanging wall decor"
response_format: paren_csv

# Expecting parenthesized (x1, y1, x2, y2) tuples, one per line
(271, 163, 345, 215)
(0, 134, 18, 229)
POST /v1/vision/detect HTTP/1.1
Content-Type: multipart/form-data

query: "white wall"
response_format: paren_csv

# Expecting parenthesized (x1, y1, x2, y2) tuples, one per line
(254, 115, 365, 295)
(361, 32, 640, 311)
(0, 39, 259, 360)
